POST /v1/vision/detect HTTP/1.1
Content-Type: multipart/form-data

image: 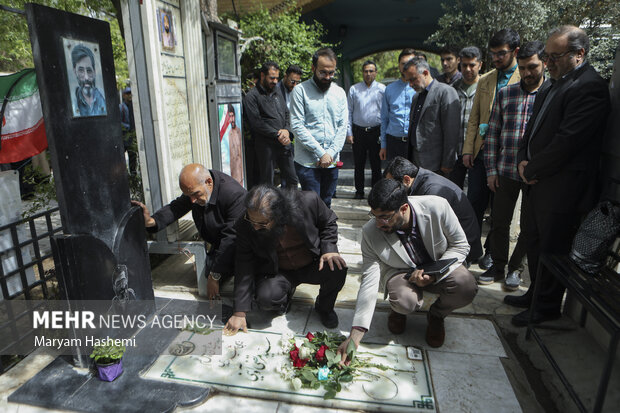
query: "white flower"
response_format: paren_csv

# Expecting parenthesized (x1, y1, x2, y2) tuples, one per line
(291, 377, 302, 391)
(298, 344, 312, 360)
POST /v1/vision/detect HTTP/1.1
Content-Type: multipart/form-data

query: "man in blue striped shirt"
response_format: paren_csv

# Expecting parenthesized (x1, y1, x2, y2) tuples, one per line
(347, 60, 385, 199)
(379, 48, 416, 161)
(290, 48, 348, 208)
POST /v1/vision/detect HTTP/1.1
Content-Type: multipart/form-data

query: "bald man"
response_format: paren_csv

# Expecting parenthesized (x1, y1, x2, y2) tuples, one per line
(132, 164, 246, 299)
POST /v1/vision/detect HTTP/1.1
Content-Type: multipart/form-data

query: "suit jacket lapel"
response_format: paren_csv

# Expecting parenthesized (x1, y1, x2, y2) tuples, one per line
(418, 83, 437, 121)
(382, 231, 414, 267)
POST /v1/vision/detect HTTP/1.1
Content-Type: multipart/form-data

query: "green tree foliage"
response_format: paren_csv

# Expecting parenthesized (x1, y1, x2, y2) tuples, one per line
(426, 0, 619, 79)
(350, 50, 441, 85)
(0, 0, 128, 88)
(236, 1, 333, 88)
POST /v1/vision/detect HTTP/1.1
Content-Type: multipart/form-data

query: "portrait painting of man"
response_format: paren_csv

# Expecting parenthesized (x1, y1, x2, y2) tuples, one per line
(218, 103, 244, 187)
(158, 9, 176, 51)
(63, 38, 107, 118)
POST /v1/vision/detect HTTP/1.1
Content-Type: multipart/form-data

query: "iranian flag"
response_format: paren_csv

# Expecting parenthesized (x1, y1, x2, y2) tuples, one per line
(0, 69, 47, 163)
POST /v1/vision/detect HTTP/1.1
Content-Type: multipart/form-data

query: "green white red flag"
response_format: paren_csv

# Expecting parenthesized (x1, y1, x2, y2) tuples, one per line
(0, 69, 47, 163)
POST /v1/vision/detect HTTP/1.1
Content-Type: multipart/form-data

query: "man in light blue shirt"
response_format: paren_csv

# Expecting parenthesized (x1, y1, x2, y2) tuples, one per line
(290, 48, 348, 208)
(380, 48, 416, 162)
(347, 60, 385, 199)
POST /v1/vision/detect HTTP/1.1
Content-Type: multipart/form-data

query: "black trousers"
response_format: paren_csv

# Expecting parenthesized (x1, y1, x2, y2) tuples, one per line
(449, 156, 468, 189)
(523, 198, 582, 313)
(352, 124, 381, 194)
(254, 260, 347, 313)
(254, 138, 298, 188)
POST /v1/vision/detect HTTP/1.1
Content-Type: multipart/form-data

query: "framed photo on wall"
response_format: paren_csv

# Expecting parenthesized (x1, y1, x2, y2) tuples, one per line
(62, 38, 107, 118)
(218, 103, 244, 187)
(157, 8, 176, 51)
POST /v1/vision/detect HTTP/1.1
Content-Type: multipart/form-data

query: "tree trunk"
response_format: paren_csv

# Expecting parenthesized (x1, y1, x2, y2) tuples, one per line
(200, 0, 221, 23)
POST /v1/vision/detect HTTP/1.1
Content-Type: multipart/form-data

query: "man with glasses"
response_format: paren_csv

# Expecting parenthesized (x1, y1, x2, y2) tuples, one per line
(346, 60, 386, 199)
(245, 61, 298, 189)
(277, 64, 302, 108)
(380, 48, 416, 161)
(508, 26, 611, 326)
(290, 47, 347, 208)
(132, 164, 246, 300)
(336, 179, 476, 357)
(462, 28, 522, 270)
(224, 185, 347, 334)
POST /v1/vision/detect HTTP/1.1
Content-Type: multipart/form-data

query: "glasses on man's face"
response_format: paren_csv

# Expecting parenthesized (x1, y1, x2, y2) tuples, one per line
(318, 70, 337, 78)
(244, 213, 271, 229)
(289, 79, 301, 85)
(488, 49, 514, 59)
(368, 210, 397, 223)
(540, 50, 574, 62)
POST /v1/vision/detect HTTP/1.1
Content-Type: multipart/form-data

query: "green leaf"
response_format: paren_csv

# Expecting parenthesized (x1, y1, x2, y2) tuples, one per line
(339, 373, 353, 382)
(301, 369, 316, 382)
(324, 390, 337, 400)
(346, 339, 357, 361)
(312, 381, 321, 390)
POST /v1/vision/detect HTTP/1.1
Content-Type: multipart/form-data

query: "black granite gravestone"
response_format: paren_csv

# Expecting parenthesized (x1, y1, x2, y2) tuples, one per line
(26, 3, 153, 301)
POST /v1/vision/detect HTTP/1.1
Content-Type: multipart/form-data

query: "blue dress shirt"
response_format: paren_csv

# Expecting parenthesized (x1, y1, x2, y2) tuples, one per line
(290, 78, 348, 168)
(380, 79, 415, 148)
(347, 80, 385, 136)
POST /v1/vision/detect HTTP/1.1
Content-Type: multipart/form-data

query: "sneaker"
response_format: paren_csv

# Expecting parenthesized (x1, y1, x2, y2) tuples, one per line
(504, 270, 522, 291)
(425, 313, 445, 348)
(477, 265, 505, 285)
(478, 252, 493, 270)
(387, 310, 406, 334)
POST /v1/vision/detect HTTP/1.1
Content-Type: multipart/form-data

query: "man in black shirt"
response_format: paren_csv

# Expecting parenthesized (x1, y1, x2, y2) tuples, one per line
(244, 61, 298, 188)
(132, 164, 246, 299)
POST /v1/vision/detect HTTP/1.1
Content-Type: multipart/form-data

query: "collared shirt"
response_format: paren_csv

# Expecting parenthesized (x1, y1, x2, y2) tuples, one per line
(496, 63, 518, 96)
(437, 70, 462, 86)
(409, 80, 434, 137)
(453, 78, 478, 152)
(75, 87, 106, 116)
(290, 78, 348, 168)
(485, 80, 541, 180)
(395, 204, 433, 265)
(347, 80, 385, 135)
(380, 79, 415, 147)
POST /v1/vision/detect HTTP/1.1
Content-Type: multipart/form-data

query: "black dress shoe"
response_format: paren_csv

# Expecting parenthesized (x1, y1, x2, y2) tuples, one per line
(478, 252, 493, 270)
(511, 309, 561, 327)
(317, 309, 339, 329)
(354, 192, 365, 199)
(503, 294, 530, 308)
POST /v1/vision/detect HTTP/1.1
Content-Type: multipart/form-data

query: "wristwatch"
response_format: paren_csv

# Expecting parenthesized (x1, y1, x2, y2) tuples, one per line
(210, 272, 222, 281)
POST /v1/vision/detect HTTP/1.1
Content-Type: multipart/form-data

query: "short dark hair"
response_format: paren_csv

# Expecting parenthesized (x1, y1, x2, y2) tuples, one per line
(362, 60, 377, 71)
(383, 156, 419, 181)
(517, 41, 545, 60)
(286, 64, 303, 76)
(227, 103, 235, 114)
(398, 48, 416, 62)
(403, 57, 430, 74)
(548, 25, 590, 56)
(71, 44, 95, 69)
(439, 46, 460, 57)
(414, 51, 428, 61)
(489, 28, 520, 50)
(459, 46, 482, 61)
(260, 61, 279, 74)
(312, 47, 337, 67)
(368, 179, 409, 212)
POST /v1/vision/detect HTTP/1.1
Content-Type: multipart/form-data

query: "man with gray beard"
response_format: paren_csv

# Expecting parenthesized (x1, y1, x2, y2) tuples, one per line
(71, 44, 106, 116)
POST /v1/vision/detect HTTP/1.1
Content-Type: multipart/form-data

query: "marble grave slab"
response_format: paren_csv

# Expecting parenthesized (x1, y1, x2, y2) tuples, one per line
(144, 329, 437, 413)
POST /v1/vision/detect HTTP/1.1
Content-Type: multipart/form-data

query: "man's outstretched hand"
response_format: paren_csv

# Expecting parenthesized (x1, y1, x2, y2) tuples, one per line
(336, 328, 364, 365)
(319, 253, 347, 271)
(131, 200, 156, 227)
(224, 313, 248, 336)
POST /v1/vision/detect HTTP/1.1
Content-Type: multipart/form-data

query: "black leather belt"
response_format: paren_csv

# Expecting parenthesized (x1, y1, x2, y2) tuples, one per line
(386, 133, 408, 143)
(353, 124, 380, 133)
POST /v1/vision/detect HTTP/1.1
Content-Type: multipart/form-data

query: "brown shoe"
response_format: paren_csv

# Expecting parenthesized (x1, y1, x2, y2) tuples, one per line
(426, 313, 445, 348)
(387, 310, 406, 334)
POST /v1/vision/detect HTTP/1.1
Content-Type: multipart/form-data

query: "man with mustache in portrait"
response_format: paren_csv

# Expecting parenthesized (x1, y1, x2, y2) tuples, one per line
(71, 44, 106, 117)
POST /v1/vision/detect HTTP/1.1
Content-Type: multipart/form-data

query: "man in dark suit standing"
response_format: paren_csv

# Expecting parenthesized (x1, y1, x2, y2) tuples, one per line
(224, 185, 347, 334)
(509, 26, 611, 326)
(403, 57, 461, 177)
(384, 156, 482, 263)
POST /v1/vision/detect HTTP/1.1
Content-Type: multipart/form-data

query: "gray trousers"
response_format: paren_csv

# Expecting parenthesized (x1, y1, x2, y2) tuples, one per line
(386, 264, 478, 319)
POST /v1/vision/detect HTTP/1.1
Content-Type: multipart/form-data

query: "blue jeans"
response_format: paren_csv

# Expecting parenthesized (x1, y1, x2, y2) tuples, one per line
(294, 163, 338, 208)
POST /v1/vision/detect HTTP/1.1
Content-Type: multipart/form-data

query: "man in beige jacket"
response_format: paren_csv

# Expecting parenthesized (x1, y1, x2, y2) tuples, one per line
(462, 28, 521, 270)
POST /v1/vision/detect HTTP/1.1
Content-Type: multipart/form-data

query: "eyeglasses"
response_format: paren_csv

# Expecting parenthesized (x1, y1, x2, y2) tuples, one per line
(368, 210, 397, 223)
(244, 213, 271, 229)
(488, 49, 514, 59)
(318, 70, 337, 78)
(288, 79, 301, 85)
(540, 50, 574, 62)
